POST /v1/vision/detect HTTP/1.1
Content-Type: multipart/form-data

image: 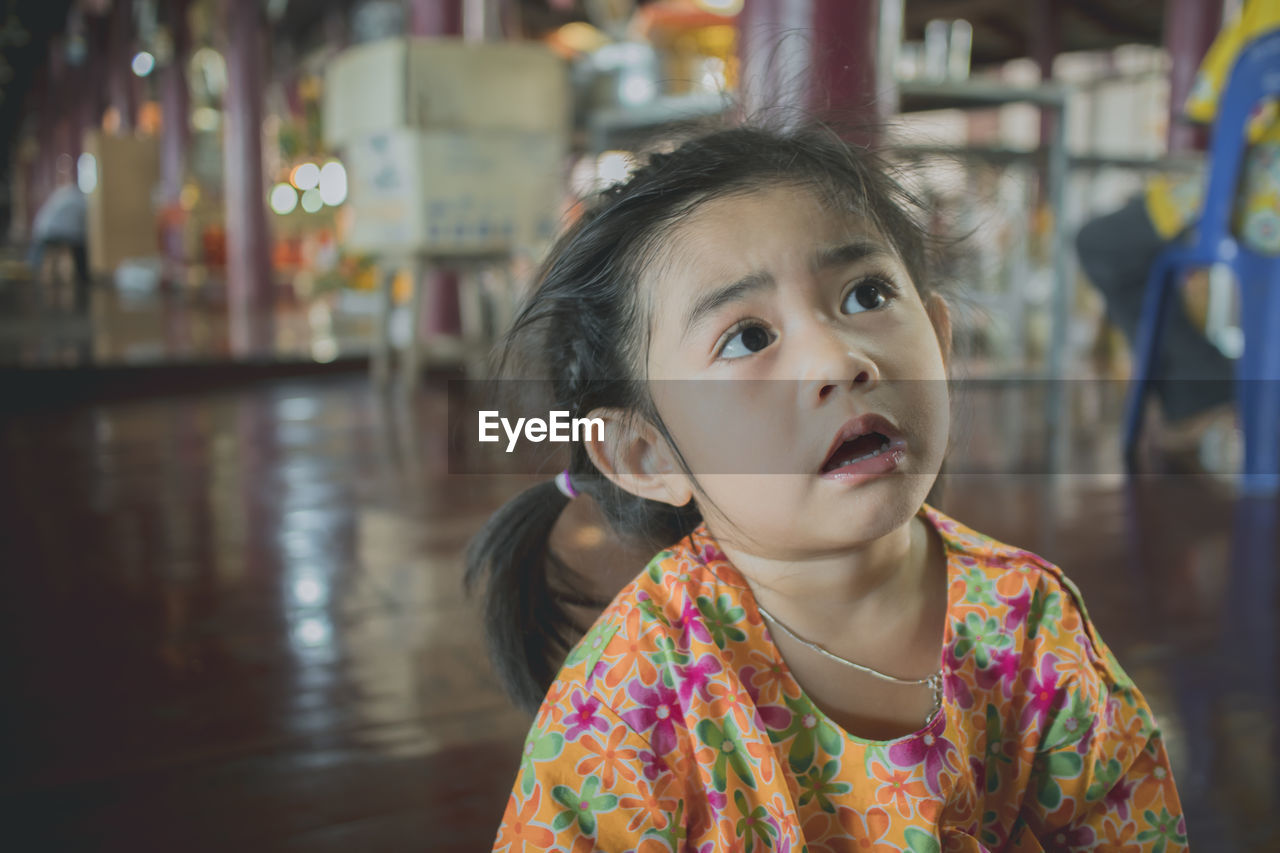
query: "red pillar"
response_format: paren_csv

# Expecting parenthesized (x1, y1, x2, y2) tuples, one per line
(48, 37, 77, 172)
(77, 16, 109, 153)
(737, 0, 882, 131)
(1029, 0, 1061, 147)
(107, 0, 136, 132)
(1164, 0, 1223, 153)
(221, 0, 274, 353)
(408, 0, 464, 339)
(160, 0, 192, 272)
(408, 0, 462, 38)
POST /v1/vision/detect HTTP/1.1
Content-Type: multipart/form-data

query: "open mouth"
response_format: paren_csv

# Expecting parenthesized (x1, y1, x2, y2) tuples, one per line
(821, 431, 892, 473)
(819, 414, 906, 477)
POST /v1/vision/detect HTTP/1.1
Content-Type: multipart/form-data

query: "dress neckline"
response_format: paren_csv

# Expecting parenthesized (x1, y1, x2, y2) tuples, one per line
(685, 503, 961, 746)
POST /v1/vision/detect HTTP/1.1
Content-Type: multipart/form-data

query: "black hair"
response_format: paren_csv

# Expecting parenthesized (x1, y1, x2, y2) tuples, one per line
(464, 119, 940, 715)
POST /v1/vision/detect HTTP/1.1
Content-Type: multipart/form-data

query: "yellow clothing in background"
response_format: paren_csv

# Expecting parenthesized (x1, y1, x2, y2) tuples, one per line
(1144, 0, 1280, 252)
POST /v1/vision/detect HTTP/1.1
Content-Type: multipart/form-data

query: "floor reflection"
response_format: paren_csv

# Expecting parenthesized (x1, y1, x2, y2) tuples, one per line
(0, 374, 1275, 850)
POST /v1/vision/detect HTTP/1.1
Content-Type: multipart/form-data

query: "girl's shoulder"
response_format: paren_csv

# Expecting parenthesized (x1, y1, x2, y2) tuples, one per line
(537, 529, 748, 717)
(924, 504, 1135, 691)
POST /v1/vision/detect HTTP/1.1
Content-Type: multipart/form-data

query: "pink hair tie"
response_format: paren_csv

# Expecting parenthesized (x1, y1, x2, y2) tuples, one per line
(554, 470, 578, 499)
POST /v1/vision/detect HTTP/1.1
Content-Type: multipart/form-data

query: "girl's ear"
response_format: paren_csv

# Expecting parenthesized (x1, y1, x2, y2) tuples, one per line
(925, 293, 953, 368)
(583, 407, 694, 508)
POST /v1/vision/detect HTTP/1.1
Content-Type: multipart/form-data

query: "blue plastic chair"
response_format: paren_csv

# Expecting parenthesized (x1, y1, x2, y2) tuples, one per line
(1123, 28, 1280, 494)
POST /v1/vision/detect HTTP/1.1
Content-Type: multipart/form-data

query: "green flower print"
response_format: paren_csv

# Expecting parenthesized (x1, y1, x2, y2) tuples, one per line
(696, 594, 747, 649)
(1032, 749, 1084, 811)
(797, 759, 851, 813)
(564, 620, 618, 668)
(654, 634, 692, 670)
(646, 552, 675, 584)
(1085, 758, 1124, 802)
(1028, 586, 1063, 638)
(1042, 689, 1093, 751)
(959, 566, 998, 606)
(953, 612, 1013, 669)
(979, 809, 1003, 848)
(696, 717, 758, 792)
(638, 594, 670, 628)
(642, 800, 687, 851)
(766, 693, 843, 774)
(904, 827, 941, 853)
(1137, 807, 1188, 853)
(519, 723, 565, 796)
(734, 789, 778, 853)
(984, 704, 1013, 794)
(551, 775, 618, 836)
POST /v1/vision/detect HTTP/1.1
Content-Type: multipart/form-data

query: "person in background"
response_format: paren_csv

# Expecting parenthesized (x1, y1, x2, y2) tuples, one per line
(28, 170, 90, 312)
(1076, 0, 1280, 465)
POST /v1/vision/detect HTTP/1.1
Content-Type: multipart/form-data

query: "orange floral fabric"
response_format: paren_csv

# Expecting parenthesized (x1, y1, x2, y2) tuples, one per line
(493, 505, 1186, 852)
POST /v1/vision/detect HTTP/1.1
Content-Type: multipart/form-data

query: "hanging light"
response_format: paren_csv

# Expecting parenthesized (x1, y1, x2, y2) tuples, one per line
(131, 51, 156, 77)
(318, 161, 347, 206)
(270, 183, 299, 215)
(300, 188, 324, 213)
(291, 162, 320, 191)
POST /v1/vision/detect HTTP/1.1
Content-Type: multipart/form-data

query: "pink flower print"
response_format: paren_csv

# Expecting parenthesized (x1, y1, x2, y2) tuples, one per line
(697, 543, 726, 564)
(621, 681, 682, 756)
(1048, 826, 1096, 849)
(637, 749, 668, 781)
(708, 790, 728, 818)
(1020, 652, 1065, 731)
(887, 714, 960, 797)
(738, 666, 791, 729)
(969, 755, 985, 790)
(563, 689, 609, 741)
(941, 646, 973, 708)
(588, 659, 609, 684)
(675, 653, 723, 706)
(672, 596, 713, 649)
(975, 647, 1019, 698)
(1000, 588, 1031, 632)
(1104, 776, 1136, 821)
(1075, 715, 1098, 755)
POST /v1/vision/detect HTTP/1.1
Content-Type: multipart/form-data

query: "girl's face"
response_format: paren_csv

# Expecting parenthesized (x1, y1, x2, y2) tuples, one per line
(642, 182, 951, 559)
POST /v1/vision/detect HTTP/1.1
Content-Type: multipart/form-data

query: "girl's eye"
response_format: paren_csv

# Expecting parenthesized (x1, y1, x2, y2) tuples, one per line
(842, 278, 894, 314)
(718, 323, 774, 360)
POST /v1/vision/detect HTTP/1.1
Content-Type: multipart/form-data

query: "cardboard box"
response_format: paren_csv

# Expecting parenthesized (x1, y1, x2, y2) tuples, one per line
(341, 128, 564, 255)
(83, 131, 160, 275)
(324, 38, 570, 148)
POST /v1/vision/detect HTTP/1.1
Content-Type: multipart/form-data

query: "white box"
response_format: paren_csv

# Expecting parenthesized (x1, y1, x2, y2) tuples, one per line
(341, 128, 565, 255)
(83, 131, 160, 275)
(324, 38, 570, 148)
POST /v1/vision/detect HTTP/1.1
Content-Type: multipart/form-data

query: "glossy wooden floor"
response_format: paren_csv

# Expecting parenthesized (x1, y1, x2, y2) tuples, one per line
(1, 374, 1275, 851)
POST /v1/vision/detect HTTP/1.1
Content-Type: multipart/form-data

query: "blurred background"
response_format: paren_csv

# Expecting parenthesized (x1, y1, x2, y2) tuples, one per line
(0, 0, 1276, 850)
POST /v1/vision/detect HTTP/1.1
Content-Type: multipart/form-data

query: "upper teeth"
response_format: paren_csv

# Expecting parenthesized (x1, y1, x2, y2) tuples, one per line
(835, 437, 890, 466)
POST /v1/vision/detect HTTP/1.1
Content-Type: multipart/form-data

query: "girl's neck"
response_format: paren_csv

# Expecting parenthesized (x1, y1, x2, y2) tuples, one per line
(710, 511, 937, 626)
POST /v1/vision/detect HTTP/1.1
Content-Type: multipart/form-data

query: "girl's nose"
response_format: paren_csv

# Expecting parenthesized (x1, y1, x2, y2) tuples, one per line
(797, 323, 880, 402)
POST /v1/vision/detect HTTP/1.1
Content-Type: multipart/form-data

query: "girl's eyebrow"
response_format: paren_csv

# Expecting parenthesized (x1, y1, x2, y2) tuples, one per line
(680, 240, 889, 343)
(814, 239, 890, 270)
(681, 271, 773, 342)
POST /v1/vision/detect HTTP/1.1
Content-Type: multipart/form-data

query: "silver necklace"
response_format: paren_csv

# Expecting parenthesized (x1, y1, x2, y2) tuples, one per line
(753, 599, 944, 727)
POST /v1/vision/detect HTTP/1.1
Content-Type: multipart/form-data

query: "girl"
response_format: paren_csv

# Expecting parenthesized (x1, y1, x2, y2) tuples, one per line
(466, 124, 1186, 852)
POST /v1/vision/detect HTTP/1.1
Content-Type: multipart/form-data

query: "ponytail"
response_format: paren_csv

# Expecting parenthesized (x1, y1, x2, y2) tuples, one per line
(465, 471, 701, 714)
(463, 480, 582, 715)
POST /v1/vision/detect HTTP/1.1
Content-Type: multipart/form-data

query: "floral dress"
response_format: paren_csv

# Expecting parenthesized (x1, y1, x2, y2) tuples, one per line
(492, 505, 1187, 852)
